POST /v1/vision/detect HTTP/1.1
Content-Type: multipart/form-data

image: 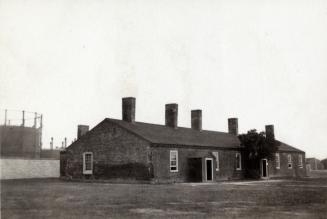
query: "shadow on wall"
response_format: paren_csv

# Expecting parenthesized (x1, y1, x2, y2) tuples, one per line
(94, 163, 153, 180)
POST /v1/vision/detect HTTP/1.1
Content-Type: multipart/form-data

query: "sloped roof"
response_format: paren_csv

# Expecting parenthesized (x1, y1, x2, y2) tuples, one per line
(106, 118, 241, 149)
(306, 157, 320, 161)
(276, 140, 304, 153)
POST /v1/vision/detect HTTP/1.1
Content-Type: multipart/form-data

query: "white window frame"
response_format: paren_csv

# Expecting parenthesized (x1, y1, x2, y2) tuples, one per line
(275, 153, 280, 169)
(170, 150, 178, 172)
(298, 154, 303, 168)
(213, 152, 219, 171)
(287, 154, 292, 169)
(83, 152, 93, 174)
(236, 152, 242, 170)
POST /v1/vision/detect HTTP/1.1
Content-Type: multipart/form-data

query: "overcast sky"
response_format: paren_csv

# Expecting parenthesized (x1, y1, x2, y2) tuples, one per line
(1, 0, 327, 159)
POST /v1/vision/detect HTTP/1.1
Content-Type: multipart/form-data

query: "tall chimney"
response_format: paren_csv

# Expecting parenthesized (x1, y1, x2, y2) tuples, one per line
(228, 118, 238, 135)
(4, 109, 7, 126)
(122, 97, 136, 123)
(191, 110, 202, 131)
(77, 125, 89, 139)
(165, 103, 178, 129)
(50, 137, 53, 150)
(34, 112, 37, 128)
(265, 125, 275, 140)
(22, 110, 25, 127)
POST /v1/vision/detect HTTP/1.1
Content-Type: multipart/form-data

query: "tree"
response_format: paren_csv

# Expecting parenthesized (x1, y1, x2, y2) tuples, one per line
(238, 129, 279, 178)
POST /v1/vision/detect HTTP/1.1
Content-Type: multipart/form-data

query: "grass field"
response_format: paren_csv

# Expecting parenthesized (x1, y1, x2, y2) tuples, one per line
(1, 176, 327, 219)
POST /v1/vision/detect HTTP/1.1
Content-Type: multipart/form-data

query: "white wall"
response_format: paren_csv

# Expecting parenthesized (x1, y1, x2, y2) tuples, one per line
(0, 158, 60, 179)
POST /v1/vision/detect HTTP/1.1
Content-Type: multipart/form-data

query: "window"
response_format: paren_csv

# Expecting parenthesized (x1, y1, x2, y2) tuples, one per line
(170, 150, 178, 172)
(287, 154, 292, 169)
(148, 151, 153, 162)
(275, 153, 280, 169)
(236, 153, 242, 170)
(298, 154, 303, 168)
(213, 152, 219, 171)
(83, 152, 93, 174)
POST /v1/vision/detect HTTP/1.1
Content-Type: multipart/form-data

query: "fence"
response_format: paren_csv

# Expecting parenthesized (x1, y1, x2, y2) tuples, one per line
(0, 109, 42, 128)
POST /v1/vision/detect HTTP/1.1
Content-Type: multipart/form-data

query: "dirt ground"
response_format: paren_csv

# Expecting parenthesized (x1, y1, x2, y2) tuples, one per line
(1, 176, 327, 219)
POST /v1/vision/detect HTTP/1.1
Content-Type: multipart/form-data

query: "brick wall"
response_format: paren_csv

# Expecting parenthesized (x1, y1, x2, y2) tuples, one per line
(151, 146, 245, 183)
(268, 152, 306, 178)
(0, 158, 59, 179)
(63, 120, 151, 179)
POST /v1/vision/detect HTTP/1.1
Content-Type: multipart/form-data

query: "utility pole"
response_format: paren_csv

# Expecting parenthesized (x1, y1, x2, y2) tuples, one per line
(4, 109, 7, 126)
(40, 114, 43, 129)
(50, 137, 54, 150)
(40, 114, 43, 148)
(34, 112, 37, 128)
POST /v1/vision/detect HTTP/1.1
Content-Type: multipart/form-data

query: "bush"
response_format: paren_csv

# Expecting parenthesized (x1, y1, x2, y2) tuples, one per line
(94, 162, 152, 180)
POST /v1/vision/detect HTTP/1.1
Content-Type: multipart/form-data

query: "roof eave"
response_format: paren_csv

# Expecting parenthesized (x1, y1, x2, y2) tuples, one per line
(106, 118, 153, 144)
(151, 142, 243, 150)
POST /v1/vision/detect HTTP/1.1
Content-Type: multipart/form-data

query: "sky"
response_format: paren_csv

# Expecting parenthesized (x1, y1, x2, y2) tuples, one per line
(1, 0, 327, 159)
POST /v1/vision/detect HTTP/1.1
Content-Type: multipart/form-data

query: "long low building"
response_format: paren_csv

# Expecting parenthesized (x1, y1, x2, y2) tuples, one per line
(306, 157, 324, 170)
(61, 97, 306, 183)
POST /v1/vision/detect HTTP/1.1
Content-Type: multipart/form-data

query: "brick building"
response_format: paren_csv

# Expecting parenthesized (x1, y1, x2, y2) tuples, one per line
(266, 140, 306, 178)
(306, 158, 324, 171)
(61, 97, 306, 182)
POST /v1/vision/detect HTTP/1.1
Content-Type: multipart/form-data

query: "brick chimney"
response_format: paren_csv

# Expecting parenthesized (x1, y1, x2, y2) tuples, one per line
(77, 125, 89, 139)
(165, 103, 178, 129)
(122, 97, 136, 123)
(191, 110, 202, 131)
(265, 125, 275, 140)
(228, 118, 238, 135)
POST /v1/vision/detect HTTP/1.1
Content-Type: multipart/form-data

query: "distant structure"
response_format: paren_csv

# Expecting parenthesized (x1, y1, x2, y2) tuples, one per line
(306, 158, 324, 171)
(0, 109, 62, 159)
(0, 110, 43, 158)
